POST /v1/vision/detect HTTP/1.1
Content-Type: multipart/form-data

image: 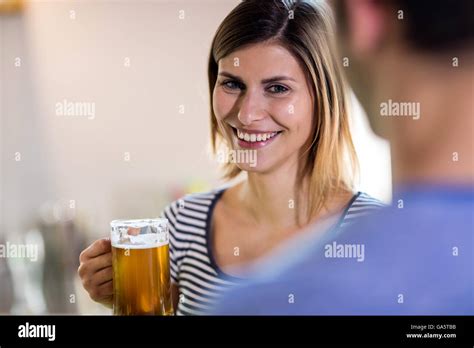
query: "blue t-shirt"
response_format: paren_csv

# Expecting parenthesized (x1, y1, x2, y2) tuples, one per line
(214, 185, 474, 315)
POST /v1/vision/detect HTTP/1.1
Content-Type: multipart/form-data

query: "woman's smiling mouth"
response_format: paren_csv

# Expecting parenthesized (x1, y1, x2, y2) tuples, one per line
(231, 126, 283, 149)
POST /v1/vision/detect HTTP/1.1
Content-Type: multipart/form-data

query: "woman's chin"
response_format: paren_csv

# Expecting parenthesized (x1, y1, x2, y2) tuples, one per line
(225, 143, 284, 174)
(236, 163, 260, 173)
(235, 160, 273, 174)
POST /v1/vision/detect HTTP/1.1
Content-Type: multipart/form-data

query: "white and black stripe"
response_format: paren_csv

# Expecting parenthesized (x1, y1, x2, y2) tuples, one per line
(161, 189, 384, 315)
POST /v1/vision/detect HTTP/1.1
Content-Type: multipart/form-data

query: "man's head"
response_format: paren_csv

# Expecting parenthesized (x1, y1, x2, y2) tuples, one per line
(332, 0, 473, 138)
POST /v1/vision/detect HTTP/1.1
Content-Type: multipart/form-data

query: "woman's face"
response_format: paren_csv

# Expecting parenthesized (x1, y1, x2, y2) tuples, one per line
(213, 42, 314, 174)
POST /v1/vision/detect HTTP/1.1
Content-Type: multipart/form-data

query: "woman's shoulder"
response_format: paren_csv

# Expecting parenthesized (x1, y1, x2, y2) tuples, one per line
(339, 191, 387, 227)
(351, 192, 387, 207)
(160, 187, 226, 229)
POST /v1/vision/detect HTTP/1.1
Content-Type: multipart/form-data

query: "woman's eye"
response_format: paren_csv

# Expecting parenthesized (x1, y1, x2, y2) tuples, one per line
(221, 80, 244, 91)
(267, 84, 289, 94)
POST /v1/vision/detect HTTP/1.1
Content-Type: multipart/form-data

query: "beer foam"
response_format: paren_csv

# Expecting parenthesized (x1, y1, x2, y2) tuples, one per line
(110, 218, 169, 248)
(112, 241, 168, 249)
(111, 219, 166, 229)
(111, 233, 169, 249)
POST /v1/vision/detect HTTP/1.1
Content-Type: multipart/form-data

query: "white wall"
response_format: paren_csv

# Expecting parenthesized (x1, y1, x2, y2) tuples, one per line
(1, 0, 241, 236)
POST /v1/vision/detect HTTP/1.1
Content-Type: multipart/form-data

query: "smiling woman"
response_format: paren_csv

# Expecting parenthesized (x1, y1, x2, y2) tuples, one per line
(209, 1, 357, 222)
(78, 0, 385, 316)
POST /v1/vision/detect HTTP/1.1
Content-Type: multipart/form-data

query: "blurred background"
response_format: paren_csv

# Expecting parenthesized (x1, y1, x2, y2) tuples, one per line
(0, 0, 391, 314)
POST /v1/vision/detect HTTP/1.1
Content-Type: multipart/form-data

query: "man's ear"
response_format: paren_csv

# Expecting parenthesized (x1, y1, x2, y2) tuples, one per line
(345, 0, 388, 56)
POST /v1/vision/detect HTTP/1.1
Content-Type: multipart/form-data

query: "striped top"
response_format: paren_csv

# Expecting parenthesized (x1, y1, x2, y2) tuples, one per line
(161, 188, 385, 315)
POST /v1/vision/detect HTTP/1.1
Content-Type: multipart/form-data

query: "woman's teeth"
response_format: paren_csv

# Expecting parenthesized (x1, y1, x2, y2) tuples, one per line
(236, 129, 279, 143)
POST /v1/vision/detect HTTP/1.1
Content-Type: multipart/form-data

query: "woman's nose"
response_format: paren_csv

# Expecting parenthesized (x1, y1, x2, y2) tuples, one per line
(237, 92, 266, 126)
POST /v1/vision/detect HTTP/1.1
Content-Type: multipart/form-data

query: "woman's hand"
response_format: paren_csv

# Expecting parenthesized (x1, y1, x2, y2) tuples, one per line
(78, 238, 113, 309)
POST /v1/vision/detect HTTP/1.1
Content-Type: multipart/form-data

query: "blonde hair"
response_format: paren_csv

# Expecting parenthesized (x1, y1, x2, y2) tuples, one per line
(208, 0, 357, 221)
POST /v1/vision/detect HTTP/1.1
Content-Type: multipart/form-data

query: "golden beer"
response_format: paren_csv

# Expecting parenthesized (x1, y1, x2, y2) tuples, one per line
(111, 219, 173, 316)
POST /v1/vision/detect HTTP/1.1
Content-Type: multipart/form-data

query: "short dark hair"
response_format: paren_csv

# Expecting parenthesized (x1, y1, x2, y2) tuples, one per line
(391, 0, 474, 51)
(335, 0, 473, 52)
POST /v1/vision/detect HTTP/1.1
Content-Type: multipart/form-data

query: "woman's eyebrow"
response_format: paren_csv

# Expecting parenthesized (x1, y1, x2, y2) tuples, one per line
(218, 72, 244, 82)
(218, 71, 296, 84)
(261, 76, 296, 84)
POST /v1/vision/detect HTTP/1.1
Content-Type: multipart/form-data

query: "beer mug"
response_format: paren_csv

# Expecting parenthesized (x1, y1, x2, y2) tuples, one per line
(110, 218, 174, 315)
